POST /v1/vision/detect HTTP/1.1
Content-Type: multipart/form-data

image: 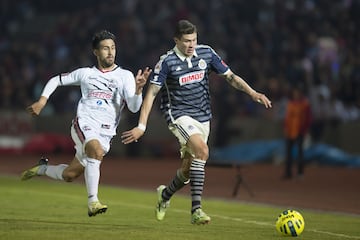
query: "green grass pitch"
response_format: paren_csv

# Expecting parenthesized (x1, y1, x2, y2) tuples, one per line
(0, 175, 359, 240)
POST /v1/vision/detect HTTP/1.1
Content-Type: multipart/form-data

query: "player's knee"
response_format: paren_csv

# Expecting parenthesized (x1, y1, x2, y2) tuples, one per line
(93, 152, 104, 161)
(86, 149, 104, 161)
(62, 174, 75, 182)
(194, 145, 209, 160)
(85, 140, 105, 160)
(62, 171, 80, 182)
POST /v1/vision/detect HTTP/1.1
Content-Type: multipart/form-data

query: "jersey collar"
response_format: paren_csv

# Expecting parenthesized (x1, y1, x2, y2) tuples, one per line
(173, 46, 198, 61)
(95, 64, 119, 73)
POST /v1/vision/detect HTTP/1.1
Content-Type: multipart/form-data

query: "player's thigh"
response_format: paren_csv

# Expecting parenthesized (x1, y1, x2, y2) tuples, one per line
(71, 118, 111, 161)
(169, 116, 209, 159)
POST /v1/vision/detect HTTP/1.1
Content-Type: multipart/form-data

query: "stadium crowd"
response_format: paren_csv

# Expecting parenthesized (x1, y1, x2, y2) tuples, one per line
(1, 0, 359, 127)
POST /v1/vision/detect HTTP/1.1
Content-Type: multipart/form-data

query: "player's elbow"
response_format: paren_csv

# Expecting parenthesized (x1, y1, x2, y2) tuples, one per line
(126, 95, 142, 113)
(127, 104, 141, 113)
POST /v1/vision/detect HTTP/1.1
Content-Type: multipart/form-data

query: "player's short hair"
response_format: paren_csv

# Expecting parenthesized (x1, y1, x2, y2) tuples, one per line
(174, 20, 197, 39)
(92, 30, 116, 49)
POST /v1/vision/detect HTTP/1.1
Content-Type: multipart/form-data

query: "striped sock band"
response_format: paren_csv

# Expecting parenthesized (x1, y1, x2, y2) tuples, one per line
(162, 169, 189, 201)
(190, 159, 206, 213)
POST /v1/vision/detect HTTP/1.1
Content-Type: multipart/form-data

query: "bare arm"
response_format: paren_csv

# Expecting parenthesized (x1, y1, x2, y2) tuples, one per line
(134, 67, 152, 95)
(121, 83, 161, 144)
(224, 70, 272, 108)
(26, 74, 65, 116)
(126, 67, 152, 113)
(26, 96, 48, 116)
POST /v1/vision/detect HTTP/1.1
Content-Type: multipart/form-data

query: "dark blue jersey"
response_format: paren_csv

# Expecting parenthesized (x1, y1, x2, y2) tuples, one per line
(151, 44, 229, 123)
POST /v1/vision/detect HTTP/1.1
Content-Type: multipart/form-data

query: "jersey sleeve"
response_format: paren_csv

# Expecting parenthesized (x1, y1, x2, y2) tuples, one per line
(209, 47, 230, 75)
(150, 57, 169, 86)
(123, 70, 142, 113)
(41, 68, 83, 99)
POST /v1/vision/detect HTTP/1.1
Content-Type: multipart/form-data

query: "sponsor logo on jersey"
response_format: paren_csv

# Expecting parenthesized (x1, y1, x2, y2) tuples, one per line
(88, 90, 113, 99)
(179, 70, 205, 86)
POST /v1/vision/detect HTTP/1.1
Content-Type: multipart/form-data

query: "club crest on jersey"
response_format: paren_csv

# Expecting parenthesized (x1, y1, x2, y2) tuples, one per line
(198, 59, 207, 70)
(179, 70, 205, 86)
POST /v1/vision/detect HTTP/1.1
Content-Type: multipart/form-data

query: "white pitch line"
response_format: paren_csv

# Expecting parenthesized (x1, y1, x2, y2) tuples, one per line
(309, 229, 360, 239)
(115, 202, 360, 239)
(4, 187, 360, 239)
(102, 201, 360, 239)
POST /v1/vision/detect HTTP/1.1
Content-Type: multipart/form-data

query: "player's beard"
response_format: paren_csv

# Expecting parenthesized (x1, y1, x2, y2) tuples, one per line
(100, 57, 114, 69)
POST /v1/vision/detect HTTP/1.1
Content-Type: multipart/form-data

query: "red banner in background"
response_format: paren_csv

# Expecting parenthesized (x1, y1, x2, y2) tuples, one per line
(0, 111, 33, 153)
(0, 111, 73, 154)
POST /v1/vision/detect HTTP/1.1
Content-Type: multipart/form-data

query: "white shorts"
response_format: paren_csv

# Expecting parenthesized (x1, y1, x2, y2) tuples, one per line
(168, 116, 210, 158)
(71, 118, 113, 167)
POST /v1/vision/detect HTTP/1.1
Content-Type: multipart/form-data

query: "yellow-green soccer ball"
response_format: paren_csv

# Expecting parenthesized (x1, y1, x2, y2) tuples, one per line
(276, 209, 305, 237)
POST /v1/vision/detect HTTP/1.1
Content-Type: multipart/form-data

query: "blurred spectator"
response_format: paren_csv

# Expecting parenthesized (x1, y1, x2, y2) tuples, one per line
(0, 0, 359, 142)
(283, 85, 312, 179)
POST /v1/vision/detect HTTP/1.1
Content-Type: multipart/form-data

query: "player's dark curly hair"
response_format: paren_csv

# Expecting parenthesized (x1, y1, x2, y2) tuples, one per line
(92, 30, 116, 49)
(174, 20, 197, 39)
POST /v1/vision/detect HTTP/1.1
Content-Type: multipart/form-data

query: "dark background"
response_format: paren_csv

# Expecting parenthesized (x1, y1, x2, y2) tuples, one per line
(1, 0, 359, 154)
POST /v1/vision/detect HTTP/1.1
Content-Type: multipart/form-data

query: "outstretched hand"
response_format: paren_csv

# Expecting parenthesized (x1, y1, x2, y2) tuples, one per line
(121, 127, 145, 144)
(135, 67, 152, 93)
(26, 97, 47, 116)
(251, 92, 272, 108)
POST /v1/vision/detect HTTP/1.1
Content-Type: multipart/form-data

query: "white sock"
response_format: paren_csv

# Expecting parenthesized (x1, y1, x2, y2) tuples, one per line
(45, 164, 68, 180)
(84, 158, 101, 204)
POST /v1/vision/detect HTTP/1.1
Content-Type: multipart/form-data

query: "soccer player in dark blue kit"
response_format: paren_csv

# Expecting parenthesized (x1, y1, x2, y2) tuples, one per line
(122, 20, 272, 224)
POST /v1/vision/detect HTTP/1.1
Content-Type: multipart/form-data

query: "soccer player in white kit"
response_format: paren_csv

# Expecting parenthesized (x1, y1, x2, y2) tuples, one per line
(21, 30, 152, 217)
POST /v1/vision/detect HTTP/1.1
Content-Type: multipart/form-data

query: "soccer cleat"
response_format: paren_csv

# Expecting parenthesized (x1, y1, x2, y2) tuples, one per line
(191, 208, 211, 225)
(20, 157, 49, 181)
(88, 201, 108, 217)
(155, 185, 170, 221)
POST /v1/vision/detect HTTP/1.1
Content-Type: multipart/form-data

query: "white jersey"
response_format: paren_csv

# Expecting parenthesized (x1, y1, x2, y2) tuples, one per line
(41, 65, 142, 136)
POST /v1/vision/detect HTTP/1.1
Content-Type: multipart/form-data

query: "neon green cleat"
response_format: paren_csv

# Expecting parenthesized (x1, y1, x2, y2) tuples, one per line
(88, 201, 108, 217)
(155, 185, 170, 221)
(20, 158, 48, 181)
(191, 208, 211, 225)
